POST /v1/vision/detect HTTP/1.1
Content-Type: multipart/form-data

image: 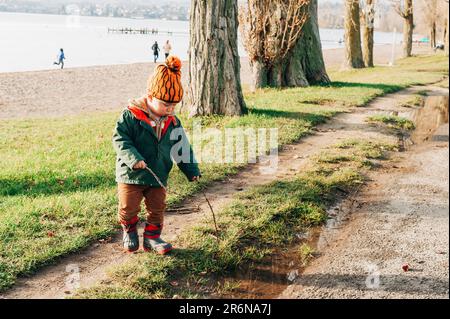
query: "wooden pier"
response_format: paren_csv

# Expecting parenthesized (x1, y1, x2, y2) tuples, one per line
(107, 28, 188, 36)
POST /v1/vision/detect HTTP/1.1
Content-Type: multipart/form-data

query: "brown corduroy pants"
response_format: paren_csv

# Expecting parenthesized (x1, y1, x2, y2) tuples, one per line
(117, 183, 166, 225)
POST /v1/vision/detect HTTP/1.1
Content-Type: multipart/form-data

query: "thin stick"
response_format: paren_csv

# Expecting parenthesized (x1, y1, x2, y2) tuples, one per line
(197, 181, 220, 240)
(203, 190, 219, 235)
(167, 206, 200, 211)
(165, 207, 200, 214)
(144, 166, 167, 191)
(145, 166, 219, 240)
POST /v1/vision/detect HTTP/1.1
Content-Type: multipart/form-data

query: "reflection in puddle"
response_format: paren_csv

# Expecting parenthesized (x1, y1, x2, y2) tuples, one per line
(218, 244, 306, 299)
(409, 95, 449, 144)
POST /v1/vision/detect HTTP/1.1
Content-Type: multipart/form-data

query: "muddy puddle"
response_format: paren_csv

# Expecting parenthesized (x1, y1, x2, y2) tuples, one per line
(217, 244, 309, 299)
(218, 92, 449, 299)
(217, 191, 360, 299)
(408, 95, 449, 144)
(379, 94, 449, 150)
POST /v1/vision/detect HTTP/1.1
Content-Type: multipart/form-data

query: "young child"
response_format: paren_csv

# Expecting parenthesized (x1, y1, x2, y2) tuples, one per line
(112, 56, 201, 255)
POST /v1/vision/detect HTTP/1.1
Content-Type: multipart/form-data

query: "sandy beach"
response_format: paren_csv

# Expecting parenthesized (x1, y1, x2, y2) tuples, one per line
(0, 44, 434, 120)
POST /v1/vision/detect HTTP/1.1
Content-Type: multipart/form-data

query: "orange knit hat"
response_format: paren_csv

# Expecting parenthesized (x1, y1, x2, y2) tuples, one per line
(147, 56, 183, 103)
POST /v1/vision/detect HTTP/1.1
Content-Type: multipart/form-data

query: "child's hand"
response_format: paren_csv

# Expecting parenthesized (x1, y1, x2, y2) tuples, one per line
(191, 176, 200, 182)
(133, 161, 147, 170)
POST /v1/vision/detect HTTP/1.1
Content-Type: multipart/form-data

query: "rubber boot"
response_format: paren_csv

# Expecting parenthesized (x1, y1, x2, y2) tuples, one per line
(121, 216, 139, 253)
(143, 223, 173, 255)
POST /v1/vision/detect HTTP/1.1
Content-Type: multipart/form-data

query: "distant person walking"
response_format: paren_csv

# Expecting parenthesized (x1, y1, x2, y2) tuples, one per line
(151, 41, 160, 63)
(163, 40, 172, 59)
(53, 48, 65, 69)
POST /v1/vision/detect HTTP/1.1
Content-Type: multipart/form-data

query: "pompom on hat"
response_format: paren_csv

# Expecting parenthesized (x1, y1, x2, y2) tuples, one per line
(147, 56, 183, 103)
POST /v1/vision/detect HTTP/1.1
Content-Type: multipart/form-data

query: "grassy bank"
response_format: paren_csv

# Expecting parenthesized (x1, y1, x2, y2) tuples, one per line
(0, 53, 448, 291)
(367, 115, 416, 130)
(75, 139, 398, 298)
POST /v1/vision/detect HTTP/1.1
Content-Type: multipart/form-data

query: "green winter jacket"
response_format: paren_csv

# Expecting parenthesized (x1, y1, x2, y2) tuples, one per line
(112, 106, 200, 187)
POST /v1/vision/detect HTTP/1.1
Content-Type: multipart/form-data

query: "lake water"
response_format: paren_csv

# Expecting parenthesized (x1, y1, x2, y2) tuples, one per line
(0, 12, 403, 73)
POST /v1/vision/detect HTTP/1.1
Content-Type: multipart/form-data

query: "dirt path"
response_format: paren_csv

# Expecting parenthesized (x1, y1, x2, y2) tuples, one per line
(280, 88, 449, 299)
(1, 83, 446, 299)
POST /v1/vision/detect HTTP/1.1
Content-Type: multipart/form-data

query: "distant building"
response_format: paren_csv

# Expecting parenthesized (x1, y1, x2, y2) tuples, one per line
(0, 1, 190, 21)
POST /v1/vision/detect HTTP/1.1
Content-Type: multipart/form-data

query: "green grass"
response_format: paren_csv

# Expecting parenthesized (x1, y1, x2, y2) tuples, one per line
(335, 139, 398, 159)
(0, 53, 447, 291)
(298, 243, 315, 267)
(74, 139, 397, 299)
(367, 114, 416, 130)
(398, 95, 426, 108)
(416, 90, 429, 96)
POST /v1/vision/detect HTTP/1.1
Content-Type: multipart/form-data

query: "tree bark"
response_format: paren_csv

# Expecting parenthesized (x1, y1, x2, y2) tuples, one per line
(249, 60, 268, 90)
(430, 21, 437, 49)
(443, 18, 447, 44)
(248, 0, 330, 90)
(344, 0, 365, 69)
(186, 0, 245, 117)
(287, 0, 331, 85)
(362, 0, 375, 67)
(402, 0, 414, 58)
(446, 15, 449, 56)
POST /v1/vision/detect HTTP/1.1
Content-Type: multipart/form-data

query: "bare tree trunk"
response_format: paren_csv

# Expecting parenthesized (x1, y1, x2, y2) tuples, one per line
(270, 64, 284, 87)
(403, 15, 414, 57)
(392, 0, 413, 57)
(403, 0, 414, 58)
(362, 0, 375, 67)
(443, 18, 447, 45)
(186, 0, 245, 116)
(446, 14, 449, 56)
(430, 21, 437, 48)
(245, 0, 328, 90)
(287, 0, 330, 85)
(344, 0, 365, 68)
(250, 60, 268, 90)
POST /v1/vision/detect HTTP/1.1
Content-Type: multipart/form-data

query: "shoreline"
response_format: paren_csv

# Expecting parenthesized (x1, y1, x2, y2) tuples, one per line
(0, 44, 403, 76)
(0, 44, 436, 120)
(0, 61, 158, 76)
